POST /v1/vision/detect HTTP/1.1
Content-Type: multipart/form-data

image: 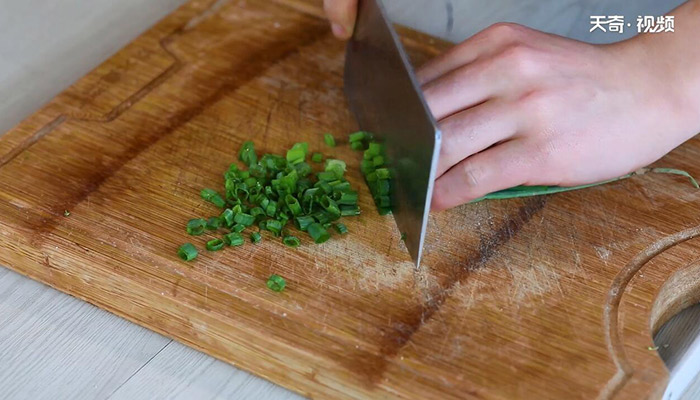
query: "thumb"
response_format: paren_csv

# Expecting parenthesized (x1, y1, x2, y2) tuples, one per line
(323, 0, 358, 39)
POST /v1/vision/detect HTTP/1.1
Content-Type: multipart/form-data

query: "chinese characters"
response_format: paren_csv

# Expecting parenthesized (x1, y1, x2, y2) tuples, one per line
(590, 15, 674, 34)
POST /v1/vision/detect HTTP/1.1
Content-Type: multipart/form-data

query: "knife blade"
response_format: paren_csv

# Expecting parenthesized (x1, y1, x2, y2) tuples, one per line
(344, 0, 441, 267)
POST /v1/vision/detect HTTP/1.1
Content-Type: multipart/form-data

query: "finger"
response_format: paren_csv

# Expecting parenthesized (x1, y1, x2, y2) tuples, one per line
(416, 22, 524, 86)
(422, 56, 504, 121)
(435, 100, 519, 178)
(323, 0, 358, 39)
(431, 141, 531, 211)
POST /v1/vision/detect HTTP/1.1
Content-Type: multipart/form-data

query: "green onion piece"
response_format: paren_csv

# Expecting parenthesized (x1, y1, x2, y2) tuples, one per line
(250, 232, 262, 243)
(324, 133, 336, 147)
(250, 207, 265, 218)
(372, 155, 384, 167)
(294, 162, 312, 177)
(349, 131, 367, 142)
(286, 146, 306, 165)
(200, 188, 226, 208)
(312, 152, 323, 163)
(334, 223, 348, 234)
(337, 191, 358, 205)
(206, 238, 225, 251)
(307, 223, 331, 244)
(238, 141, 258, 167)
(232, 223, 246, 233)
(366, 142, 383, 157)
(206, 217, 221, 230)
(220, 209, 234, 227)
(234, 213, 255, 226)
(265, 202, 277, 217)
(400, 232, 407, 241)
(178, 243, 198, 261)
(283, 235, 301, 247)
(376, 179, 390, 195)
(375, 195, 391, 208)
(375, 168, 391, 179)
(232, 204, 243, 214)
(294, 215, 315, 231)
(320, 196, 341, 217)
(378, 207, 392, 215)
(340, 205, 360, 216)
(266, 274, 286, 292)
(266, 220, 283, 236)
(351, 141, 364, 151)
(223, 232, 244, 247)
(361, 159, 375, 174)
(317, 171, 337, 181)
(315, 180, 332, 194)
(325, 159, 346, 178)
(284, 194, 302, 216)
(186, 219, 207, 236)
(63, 210, 70, 217)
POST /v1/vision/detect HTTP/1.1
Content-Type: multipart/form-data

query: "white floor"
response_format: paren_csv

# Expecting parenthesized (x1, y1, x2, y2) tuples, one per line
(0, 0, 693, 399)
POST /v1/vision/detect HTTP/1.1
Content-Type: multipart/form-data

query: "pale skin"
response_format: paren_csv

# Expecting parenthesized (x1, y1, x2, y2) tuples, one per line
(324, 0, 700, 211)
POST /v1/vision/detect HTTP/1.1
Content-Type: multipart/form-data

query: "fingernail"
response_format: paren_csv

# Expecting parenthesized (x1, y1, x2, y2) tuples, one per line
(331, 23, 346, 38)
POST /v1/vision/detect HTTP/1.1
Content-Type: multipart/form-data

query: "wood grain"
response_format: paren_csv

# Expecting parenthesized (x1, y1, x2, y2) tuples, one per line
(0, 0, 699, 398)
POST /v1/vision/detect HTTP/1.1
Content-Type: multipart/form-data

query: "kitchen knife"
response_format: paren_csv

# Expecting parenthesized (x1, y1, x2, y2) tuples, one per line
(344, 0, 441, 267)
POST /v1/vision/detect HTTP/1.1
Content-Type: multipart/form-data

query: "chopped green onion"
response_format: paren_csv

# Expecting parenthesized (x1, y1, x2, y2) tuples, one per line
(340, 205, 360, 216)
(238, 141, 258, 167)
(178, 243, 198, 261)
(206, 217, 221, 230)
(324, 133, 336, 147)
(317, 171, 337, 181)
(200, 188, 226, 208)
(206, 238, 225, 251)
(63, 210, 70, 217)
(266, 219, 283, 236)
(232, 223, 246, 233)
(294, 215, 315, 231)
(334, 223, 348, 234)
(186, 219, 207, 236)
(223, 232, 244, 246)
(284, 194, 302, 216)
(325, 159, 346, 178)
(307, 223, 330, 244)
(311, 152, 323, 163)
(234, 213, 255, 226)
(337, 191, 358, 205)
(400, 233, 407, 241)
(375, 168, 391, 179)
(220, 209, 234, 227)
(266, 274, 286, 292)
(350, 141, 364, 151)
(349, 131, 367, 142)
(283, 235, 301, 247)
(250, 232, 262, 243)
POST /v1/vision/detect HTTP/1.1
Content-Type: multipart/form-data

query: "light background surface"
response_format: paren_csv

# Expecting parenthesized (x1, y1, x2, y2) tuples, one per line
(0, 0, 694, 398)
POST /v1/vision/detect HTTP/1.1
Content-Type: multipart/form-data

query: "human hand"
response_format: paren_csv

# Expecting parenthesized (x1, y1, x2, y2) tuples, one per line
(420, 22, 700, 211)
(323, 0, 358, 39)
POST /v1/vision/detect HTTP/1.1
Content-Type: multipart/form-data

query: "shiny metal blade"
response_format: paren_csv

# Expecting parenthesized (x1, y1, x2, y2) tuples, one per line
(344, 0, 441, 267)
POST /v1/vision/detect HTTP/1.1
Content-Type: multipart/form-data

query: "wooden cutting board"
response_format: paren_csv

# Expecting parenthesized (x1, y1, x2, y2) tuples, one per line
(2, 0, 699, 398)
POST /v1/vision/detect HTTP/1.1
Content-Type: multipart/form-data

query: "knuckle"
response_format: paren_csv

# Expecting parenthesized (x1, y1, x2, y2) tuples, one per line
(460, 159, 483, 188)
(498, 44, 539, 77)
(484, 22, 525, 40)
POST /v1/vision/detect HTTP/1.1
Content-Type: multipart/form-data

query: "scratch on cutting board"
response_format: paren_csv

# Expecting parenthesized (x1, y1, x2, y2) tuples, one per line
(507, 262, 563, 302)
(595, 245, 612, 261)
